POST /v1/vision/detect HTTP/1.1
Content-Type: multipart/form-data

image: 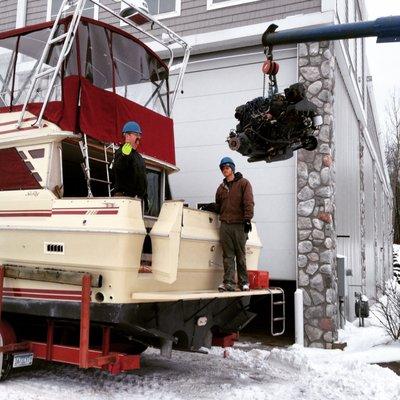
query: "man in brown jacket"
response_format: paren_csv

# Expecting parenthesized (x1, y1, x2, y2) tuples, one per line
(215, 157, 254, 292)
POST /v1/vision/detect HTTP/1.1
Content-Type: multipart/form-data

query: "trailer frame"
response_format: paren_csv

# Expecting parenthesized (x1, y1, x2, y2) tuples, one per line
(0, 265, 140, 380)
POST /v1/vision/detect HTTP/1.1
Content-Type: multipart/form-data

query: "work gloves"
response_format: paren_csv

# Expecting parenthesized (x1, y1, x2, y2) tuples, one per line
(122, 143, 133, 155)
(244, 219, 252, 234)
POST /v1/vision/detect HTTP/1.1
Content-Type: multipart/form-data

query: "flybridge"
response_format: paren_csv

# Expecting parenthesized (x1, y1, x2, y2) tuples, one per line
(0, 0, 192, 198)
(1, 0, 190, 128)
(0, 0, 192, 168)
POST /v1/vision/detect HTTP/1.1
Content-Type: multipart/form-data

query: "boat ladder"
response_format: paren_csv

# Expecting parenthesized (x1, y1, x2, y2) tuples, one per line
(79, 134, 115, 197)
(17, 0, 88, 128)
(270, 287, 286, 336)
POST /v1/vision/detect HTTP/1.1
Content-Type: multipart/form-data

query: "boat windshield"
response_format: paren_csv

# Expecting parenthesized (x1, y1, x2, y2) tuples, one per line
(0, 17, 169, 116)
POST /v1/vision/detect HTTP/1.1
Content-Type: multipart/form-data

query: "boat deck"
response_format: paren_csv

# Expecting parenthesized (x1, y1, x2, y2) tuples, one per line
(131, 288, 281, 303)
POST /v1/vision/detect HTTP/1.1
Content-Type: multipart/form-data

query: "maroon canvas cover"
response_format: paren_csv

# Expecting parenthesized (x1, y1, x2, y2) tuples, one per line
(0, 148, 41, 190)
(26, 75, 80, 133)
(80, 79, 175, 165)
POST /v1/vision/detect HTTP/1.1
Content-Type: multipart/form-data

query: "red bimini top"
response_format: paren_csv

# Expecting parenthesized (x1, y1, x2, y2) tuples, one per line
(0, 16, 175, 165)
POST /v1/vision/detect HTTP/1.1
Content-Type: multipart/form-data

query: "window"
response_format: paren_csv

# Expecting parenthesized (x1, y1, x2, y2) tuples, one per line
(0, 29, 64, 109)
(146, 169, 162, 217)
(207, 0, 260, 10)
(121, 0, 181, 21)
(46, 0, 99, 21)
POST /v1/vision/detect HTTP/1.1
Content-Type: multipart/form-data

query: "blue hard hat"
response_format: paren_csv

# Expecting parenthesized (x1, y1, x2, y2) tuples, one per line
(122, 121, 142, 135)
(219, 156, 235, 171)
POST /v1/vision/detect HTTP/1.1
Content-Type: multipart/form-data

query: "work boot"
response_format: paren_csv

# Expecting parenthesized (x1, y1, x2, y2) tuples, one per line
(218, 283, 235, 292)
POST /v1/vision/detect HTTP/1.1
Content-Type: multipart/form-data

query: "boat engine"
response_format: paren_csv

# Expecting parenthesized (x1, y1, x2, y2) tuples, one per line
(227, 83, 322, 163)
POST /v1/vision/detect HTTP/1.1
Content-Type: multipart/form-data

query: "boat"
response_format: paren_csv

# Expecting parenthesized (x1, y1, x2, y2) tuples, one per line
(0, 1, 279, 375)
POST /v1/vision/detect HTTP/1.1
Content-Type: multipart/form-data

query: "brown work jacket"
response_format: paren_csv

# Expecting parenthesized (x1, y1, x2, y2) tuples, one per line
(215, 172, 254, 223)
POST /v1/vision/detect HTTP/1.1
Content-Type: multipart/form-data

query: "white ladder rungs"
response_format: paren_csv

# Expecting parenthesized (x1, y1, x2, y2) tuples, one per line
(36, 67, 57, 79)
(49, 33, 69, 44)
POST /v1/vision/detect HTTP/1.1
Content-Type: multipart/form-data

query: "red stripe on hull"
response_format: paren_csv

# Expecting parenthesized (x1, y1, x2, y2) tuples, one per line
(4, 287, 81, 295)
(54, 207, 119, 210)
(52, 210, 87, 215)
(4, 292, 82, 301)
(0, 207, 119, 217)
(0, 212, 52, 217)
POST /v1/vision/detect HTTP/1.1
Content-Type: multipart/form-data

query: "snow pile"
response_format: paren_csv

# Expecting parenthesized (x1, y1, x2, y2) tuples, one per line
(367, 278, 400, 340)
(1, 340, 399, 400)
(339, 320, 391, 351)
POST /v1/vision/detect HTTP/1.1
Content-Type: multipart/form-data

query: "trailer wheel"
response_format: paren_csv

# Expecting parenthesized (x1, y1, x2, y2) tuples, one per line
(0, 321, 16, 382)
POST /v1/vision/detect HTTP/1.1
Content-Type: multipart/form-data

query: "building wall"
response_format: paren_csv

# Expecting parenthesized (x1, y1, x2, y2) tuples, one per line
(363, 136, 376, 300)
(26, 0, 47, 26)
(171, 45, 299, 280)
(100, 0, 322, 37)
(0, 0, 322, 35)
(334, 68, 362, 320)
(0, 1, 17, 32)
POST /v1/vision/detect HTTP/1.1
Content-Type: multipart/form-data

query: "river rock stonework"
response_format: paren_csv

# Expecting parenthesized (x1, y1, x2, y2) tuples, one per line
(297, 42, 338, 348)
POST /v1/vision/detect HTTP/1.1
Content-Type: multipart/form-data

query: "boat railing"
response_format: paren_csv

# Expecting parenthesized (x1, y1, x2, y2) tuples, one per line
(16, 0, 191, 128)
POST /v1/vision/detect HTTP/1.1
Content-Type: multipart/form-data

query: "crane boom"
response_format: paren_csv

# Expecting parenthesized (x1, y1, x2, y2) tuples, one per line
(262, 16, 400, 47)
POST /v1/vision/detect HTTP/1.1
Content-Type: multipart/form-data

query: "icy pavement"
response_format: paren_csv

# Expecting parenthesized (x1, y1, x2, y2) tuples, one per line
(0, 336, 399, 400)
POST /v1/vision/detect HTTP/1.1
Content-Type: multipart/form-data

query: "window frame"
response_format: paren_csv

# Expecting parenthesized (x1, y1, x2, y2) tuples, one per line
(145, 165, 164, 218)
(121, 0, 181, 23)
(206, 0, 260, 11)
(46, 0, 99, 22)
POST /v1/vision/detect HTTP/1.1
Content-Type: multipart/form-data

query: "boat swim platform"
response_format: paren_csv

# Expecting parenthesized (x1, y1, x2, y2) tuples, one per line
(131, 288, 282, 303)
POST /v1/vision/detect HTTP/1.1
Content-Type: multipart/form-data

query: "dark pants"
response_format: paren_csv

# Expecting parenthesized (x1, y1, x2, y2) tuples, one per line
(220, 222, 248, 286)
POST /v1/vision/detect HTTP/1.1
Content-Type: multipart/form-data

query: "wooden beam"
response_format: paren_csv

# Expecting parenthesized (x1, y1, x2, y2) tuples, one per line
(3, 265, 102, 288)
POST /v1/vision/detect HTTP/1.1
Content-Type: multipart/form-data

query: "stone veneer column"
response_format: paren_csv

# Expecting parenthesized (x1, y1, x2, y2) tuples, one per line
(297, 41, 338, 348)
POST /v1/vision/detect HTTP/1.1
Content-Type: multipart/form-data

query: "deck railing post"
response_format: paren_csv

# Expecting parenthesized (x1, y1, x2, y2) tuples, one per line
(79, 273, 91, 368)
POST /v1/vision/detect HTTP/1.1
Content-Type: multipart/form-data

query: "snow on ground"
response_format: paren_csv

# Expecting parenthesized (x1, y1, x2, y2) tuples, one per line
(1, 329, 400, 400)
(1, 296, 400, 400)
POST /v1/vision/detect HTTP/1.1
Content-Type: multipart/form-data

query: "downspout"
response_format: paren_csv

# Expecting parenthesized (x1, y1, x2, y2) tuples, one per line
(294, 46, 304, 347)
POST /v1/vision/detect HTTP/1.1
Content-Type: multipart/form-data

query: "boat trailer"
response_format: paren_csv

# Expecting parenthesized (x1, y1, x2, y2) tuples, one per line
(0, 267, 140, 379)
(0, 265, 285, 379)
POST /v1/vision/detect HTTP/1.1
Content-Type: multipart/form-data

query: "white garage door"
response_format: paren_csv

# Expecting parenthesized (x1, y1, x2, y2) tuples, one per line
(170, 45, 298, 280)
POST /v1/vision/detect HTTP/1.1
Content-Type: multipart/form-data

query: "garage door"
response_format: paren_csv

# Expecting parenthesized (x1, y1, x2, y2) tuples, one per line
(170, 45, 298, 280)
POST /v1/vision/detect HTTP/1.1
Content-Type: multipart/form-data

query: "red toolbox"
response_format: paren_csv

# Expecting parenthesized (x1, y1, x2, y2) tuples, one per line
(247, 270, 269, 289)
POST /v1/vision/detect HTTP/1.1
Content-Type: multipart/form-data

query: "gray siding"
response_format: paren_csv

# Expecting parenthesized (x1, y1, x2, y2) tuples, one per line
(171, 45, 298, 280)
(138, 0, 321, 37)
(334, 68, 362, 319)
(26, 0, 47, 26)
(366, 92, 384, 170)
(0, 1, 17, 32)
(20, 1, 321, 36)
